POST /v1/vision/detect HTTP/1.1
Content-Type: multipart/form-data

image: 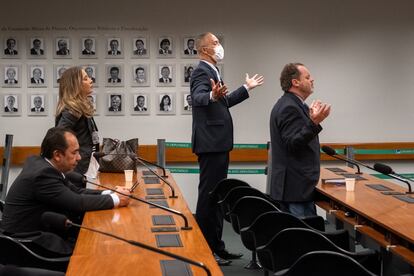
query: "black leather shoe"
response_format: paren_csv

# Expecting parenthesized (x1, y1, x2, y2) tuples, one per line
(214, 253, 232, 266)
(215, 249, 243, 260)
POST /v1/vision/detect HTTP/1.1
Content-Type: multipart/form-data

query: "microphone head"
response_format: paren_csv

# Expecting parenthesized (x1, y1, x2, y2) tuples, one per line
(374, 163, 394, 175)
(128, 153, 138, 160)
(65, 171, 87, 185)
(41, 212, 71, 232)
(321, 145, 336, 156)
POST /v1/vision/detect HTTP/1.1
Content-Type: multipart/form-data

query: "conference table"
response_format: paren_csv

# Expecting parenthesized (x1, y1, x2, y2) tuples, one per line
(65, 169, 222, 276)
(316, 167, 414, 275)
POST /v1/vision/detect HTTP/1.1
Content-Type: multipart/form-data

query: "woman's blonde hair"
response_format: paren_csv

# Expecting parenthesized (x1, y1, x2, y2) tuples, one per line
(56, 66, 93, 118)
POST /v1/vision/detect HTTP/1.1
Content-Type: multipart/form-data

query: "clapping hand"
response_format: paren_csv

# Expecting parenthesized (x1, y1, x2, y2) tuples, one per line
(210, 79, 228, 101)
(309, 100, 331, 125)
(245, 73, 264, 90)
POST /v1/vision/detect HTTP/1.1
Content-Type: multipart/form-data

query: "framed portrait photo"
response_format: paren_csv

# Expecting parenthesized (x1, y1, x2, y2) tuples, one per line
(105, 64, 124, 87)
(80, 37, 97, 59)
(2, 94, 21, 116)
(2, 64, 21, 88)
(53, 64, 71, 88)
(157, 36, 174, 58)
(28, 64, 47, 88)
(156, 64, 175, 87)
(131, 64, 150, 87)
(27, 37, 46, 59)
(54, 37, 72, 59)
(2, 36, 20, 59)
(131, 37, 149, 58)
(156, 92, 175, 115)
(181, 92, 192, 115)
(82, 64, 98, 86)
(182, 36, 198, 58)
(87, 93, 99, 115)
(181, 63, 196, 87)
(106, 93, 125, 116)
(28, 93, 48, 116)
(131, 93, 150, 115)
(106, 37, 124, 59)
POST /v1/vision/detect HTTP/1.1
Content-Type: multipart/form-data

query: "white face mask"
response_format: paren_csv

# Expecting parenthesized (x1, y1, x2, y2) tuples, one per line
(214, 44, 224, 61)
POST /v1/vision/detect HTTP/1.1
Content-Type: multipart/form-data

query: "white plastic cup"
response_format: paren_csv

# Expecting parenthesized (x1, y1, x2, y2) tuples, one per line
(345, 178, 356, 192)
(124, 170, 134, 182)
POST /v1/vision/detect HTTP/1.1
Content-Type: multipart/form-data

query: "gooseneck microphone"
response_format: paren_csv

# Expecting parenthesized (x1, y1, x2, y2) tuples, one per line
(66, 172, 191, 230)
(41, 212, 210, 276)
(373, 163, 414, 194)
(93, 152, 177, 198)
(321, 145, 363, 174)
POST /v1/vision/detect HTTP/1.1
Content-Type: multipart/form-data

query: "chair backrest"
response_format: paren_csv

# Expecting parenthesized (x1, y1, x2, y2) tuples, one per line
(274, 250, 378, 276)
(229, 196, 279, 234)
(0, 134, 13, 202)
(0, 234, 69, 272)
(218, 186, 268, 222)
(209, 178, 250, 203)
(259, 228, 379, 274)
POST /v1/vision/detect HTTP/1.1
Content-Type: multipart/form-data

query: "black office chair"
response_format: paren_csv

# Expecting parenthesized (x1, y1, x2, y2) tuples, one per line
(218, 186, 280, 223)
(228, 196, 280, 269)
(208, 178, 250, 203)
(242, 211, 349, 253)
(0, 234, 69, 272)
(0, 264, 65, 276)
(273, 250, 378, 276)
(257, 228, 380, 275)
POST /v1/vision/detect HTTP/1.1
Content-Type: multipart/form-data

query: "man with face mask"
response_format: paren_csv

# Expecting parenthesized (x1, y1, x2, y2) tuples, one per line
(190, 32, 264, 266)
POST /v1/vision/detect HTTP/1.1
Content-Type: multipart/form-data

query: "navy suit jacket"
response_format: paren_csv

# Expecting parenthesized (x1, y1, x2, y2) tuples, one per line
(2, 156, 113, 233)
(269, 92, 322, 202)
(190, 61, 249, 154)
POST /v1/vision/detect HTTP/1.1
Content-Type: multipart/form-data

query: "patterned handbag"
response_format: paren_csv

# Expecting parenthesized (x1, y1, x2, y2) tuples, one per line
(99, 138, 138, 172)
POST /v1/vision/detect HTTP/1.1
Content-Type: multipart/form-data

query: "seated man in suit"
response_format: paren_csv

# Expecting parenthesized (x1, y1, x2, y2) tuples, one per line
(82, 38, 95, 55)
(30, 38, 44, 55)
(4, 38, 18, 55)
(4, 95, 18, 112)
(133, 39, 147, 55)
(4, 67, 18, 84)
(31, 96, 45, 112)
(1, 127, 130, 234)
(30, 68, 45, 84)
(158, 66, 172, 83)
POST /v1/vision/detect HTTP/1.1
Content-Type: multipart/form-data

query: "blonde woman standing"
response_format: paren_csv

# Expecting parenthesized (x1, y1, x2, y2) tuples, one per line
(56, 66, 99, 176)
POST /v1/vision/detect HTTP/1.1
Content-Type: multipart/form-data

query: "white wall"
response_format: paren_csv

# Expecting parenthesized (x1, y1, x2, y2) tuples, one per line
(1, 0, 414, 211)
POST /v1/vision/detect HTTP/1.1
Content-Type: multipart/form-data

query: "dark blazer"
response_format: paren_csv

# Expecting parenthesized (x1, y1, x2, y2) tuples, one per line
(184, 49, 197, 55)
(107, 50, 121, 55)
(56, 49, 70, 55)
(108, 106, 121, 111)
(4, 106, 18, 112)
(269, 92, 322, 202)
(134, 106, 147, 111)
(159, 49, 172, 54)
(2, 156, 113, 233)
(4, 79, 18, 84)
(82, 49, 95, 55)
(158, 77, 172, 83)
(30, 48, 44, 55)
(30, 77, 45, 84)
(133, 49, 147, 55)
(108, 78, 121, 83)
(190, 61, 249, 154)
(31, 107, 45, 112)
(4, 48, 18, 55)
(56, 110, 98, 174)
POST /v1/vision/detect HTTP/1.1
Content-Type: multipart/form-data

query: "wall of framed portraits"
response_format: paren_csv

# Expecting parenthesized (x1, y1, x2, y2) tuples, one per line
(2, 1, 414, 207)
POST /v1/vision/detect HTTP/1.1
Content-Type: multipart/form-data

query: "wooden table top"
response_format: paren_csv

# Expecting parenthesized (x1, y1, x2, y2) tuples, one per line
(317, 167, 414, 244)
(66, 170, 222, 276)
